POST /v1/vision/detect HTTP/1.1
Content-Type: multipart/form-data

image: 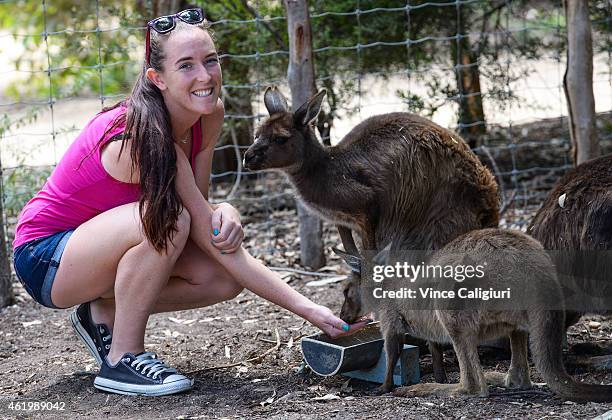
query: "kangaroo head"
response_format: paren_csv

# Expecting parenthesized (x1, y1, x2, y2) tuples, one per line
(333, 246, 366, 323)
(335, 243, 393, 323)
(243, 86, 327, 172)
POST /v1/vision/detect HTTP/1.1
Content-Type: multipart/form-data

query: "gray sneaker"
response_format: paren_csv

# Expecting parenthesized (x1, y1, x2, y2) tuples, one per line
(94, 352, 193, 396)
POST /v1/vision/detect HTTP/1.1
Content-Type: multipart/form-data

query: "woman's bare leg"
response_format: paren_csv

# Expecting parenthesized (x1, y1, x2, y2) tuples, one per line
(51, 202, 191, 364)
(88, 239, 245, 330)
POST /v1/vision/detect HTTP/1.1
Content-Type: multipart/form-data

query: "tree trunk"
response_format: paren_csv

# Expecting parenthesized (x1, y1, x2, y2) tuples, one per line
(284, 0, 324, 269)
(564, 0, 599, 165)
(452, 15, 486, 148)
(457, 46, 485, 145)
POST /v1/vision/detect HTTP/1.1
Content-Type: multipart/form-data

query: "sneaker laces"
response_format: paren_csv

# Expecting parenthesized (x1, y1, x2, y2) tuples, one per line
(99, 326, 112, 350)
(130, 352, 178, 380)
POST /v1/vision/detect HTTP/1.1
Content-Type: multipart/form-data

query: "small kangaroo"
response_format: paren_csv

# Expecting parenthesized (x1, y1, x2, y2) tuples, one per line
(336, 228, 612, 402)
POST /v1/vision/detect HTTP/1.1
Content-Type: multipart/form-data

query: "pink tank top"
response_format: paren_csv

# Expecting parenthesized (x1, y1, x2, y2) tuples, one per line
(13, 105, 203, 249)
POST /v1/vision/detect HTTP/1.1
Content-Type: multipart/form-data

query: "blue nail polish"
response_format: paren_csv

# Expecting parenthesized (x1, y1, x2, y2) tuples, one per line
(342, 324, 350, 332)
(213, 229, 219, 236)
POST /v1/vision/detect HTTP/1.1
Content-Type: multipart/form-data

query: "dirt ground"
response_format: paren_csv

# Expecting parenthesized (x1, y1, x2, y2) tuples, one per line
(0, 201, 611, 420)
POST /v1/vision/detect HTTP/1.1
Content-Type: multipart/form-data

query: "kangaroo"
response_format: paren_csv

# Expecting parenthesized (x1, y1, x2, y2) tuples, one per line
(528, 153, 612, 328)
(244, 87, 499, 251)
(244, 87, 500, 384)
(336, 228, 612, 402)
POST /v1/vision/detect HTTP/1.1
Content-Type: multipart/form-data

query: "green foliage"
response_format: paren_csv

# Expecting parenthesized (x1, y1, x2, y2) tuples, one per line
(591, 0, 612, 55)
(1, 1, 609, 114)
(0, 108, 49, 217)
(0, 108, 39, 138)
(2, 164, 52, 218)
(0, 0, 143, 100)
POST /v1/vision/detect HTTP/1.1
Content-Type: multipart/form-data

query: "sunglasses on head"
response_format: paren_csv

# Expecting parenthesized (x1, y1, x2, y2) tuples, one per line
(145, 8, 205, 66)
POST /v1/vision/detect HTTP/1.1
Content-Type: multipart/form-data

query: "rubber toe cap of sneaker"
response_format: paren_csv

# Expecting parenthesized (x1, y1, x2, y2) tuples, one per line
(163, 374, 192, 386)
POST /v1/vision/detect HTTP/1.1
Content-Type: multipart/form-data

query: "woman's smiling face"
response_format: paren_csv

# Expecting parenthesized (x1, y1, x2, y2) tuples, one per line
(150, 27, 222, 117)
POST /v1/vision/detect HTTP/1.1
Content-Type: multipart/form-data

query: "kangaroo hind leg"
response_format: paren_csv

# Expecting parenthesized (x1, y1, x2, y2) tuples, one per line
(505, 330, 532, 389)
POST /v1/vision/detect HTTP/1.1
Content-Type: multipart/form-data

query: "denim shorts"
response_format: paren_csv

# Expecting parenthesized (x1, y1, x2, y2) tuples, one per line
(13, 230, 74, 309)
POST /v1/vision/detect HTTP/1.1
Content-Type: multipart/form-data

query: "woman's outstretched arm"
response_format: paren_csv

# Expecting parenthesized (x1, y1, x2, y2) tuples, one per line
(174, 143, 364, 337)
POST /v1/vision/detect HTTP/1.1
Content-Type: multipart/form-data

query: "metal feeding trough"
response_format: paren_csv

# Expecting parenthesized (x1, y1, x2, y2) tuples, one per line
(301, 322, 420, 386)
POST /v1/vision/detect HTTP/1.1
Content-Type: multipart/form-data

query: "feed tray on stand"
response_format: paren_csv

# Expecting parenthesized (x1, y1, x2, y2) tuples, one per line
(301, 322, 419, 386)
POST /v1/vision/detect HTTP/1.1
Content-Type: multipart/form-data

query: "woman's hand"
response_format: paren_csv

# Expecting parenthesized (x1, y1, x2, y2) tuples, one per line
(211, 203, 244, 253)
(306, 304, 370, 338)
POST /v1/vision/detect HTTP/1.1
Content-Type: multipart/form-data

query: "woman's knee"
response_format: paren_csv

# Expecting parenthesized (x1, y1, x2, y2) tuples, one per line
(168, 207, 191, 252)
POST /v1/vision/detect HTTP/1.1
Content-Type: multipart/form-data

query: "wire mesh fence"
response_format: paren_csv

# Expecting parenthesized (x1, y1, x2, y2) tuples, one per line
(0, 0, 611, 258)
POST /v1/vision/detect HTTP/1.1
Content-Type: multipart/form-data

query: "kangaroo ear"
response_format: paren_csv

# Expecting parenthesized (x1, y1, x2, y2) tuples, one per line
(294, 89, 327, 126)
(264, 86, 289, 115)
(373, 242, 392, 266)
(332, 246, 361, 274)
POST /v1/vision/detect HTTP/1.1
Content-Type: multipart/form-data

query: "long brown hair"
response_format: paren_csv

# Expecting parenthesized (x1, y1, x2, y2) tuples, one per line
(99, 20, 212, 253)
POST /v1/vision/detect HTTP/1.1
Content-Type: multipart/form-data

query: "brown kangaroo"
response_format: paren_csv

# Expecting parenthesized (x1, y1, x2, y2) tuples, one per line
(244, 87, 500, 384)
(244, 87, 499, 251)
(337, 228, 612, 402)
(528, 154, 612, 328)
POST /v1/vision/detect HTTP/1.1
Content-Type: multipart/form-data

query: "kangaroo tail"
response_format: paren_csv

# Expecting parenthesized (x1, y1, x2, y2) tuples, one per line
(529, 310, 612, 403)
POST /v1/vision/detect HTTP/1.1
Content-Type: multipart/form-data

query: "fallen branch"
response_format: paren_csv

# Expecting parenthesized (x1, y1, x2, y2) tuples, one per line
(249, 328, 282, 364)
(488, 389, 553, 398)
(188, 328, 281, 374)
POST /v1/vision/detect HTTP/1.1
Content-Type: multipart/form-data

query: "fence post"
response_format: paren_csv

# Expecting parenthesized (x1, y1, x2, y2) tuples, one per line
(564, 0, 599, 165)
(0, 184, 13, 308)
(284, 0, 325, 269)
